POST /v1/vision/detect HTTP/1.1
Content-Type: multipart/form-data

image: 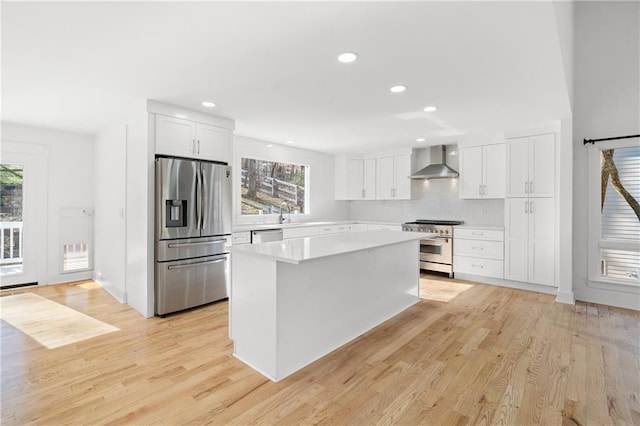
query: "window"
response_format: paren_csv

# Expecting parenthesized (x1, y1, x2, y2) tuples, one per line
(591, 143, 640, 285)
(240, 158, 308, 215)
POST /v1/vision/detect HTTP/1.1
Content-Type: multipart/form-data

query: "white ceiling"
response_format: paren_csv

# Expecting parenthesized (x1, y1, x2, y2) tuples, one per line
(2, 1, 571, 154)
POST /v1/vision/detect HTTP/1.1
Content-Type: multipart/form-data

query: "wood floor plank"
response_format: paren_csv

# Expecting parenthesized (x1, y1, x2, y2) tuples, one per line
(1, 276, 638, 425)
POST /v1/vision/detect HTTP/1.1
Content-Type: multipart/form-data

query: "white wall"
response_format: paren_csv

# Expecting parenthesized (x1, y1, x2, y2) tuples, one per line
(125, 113, 154, 318)
(93, 123, 127, 301)
(93, 107, 153, 317)
(233, 135, 350, 225)
(350, 146, 505, 226)
(1, 122, 94, 285)
(573, 1, 640, 309)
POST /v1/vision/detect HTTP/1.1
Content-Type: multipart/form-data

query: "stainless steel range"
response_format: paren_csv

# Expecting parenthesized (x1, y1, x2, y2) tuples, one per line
(402, 220, 464, 277)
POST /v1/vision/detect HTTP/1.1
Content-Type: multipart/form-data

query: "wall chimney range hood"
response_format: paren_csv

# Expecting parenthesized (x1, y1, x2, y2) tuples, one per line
(409, 145, 459, 179)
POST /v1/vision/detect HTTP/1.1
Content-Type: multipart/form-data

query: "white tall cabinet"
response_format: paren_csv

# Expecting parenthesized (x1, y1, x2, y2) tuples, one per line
(506, 134, 555, 198)
(459, 143, 505, 199)
(504, 133, 556, 287)
(505, 198, 555, 285)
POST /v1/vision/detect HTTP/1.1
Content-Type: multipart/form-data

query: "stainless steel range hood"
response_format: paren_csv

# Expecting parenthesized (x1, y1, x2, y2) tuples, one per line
(409, 145, 459, 179)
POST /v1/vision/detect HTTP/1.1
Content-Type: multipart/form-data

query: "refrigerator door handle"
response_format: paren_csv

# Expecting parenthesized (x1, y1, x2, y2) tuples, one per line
(195, 166, 201, 229)
(167, 257, 226, 270)
(201, 168, 207, 230)
(167, 239, 226, 248)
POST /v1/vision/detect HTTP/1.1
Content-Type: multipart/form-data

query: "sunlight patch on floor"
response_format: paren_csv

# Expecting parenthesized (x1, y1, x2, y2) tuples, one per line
(0, 293, 118, 349)
(420, 279, 475, 302)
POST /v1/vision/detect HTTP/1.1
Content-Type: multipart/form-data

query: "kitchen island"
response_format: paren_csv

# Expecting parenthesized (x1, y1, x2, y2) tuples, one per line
(230, 230, 431, 382)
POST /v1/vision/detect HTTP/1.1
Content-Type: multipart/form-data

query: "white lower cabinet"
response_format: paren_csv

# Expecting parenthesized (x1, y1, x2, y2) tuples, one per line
(231, 232, 251, 245)
(453, 228, 504, 278)
(505, 198, 555, 286)
(367, 224, 402, 231)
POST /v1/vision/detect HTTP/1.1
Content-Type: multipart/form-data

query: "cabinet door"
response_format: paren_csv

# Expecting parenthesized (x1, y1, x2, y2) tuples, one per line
(196, 123, 231, 163)
(483, 144, 505, 198)
(345, 159, 365, 199)
(459, 147, 483, 199)
(506, 137, 529, 197)
(376, 156, 395, 200)
(504, 198, 529, 282)
(528, 198, 555, 286)
(529, 134, 555, 197)
(363, 158, 377, 200)
(393, 155, 413, 199)
(156, 115, 196, 158)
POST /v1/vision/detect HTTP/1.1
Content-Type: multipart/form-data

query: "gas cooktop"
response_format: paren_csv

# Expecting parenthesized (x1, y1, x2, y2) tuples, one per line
(403, 220, 464, 226)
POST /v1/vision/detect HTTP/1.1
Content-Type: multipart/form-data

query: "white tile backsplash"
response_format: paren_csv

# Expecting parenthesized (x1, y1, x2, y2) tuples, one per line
(350, 178, 504, 226)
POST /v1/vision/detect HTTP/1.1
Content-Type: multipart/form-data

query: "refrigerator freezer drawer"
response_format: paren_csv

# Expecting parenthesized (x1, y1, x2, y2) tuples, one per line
(155, 254, 229, 316)
(156, 236, 229, 262)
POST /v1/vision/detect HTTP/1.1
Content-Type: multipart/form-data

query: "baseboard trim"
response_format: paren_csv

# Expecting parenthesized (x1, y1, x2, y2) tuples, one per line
(555, 290, 576, 305)
(94, 276, 127, 303)
(455, 273, 558, 296)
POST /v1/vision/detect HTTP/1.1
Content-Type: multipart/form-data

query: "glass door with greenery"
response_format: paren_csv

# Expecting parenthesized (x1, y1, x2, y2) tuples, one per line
(0, 164, 24, 279)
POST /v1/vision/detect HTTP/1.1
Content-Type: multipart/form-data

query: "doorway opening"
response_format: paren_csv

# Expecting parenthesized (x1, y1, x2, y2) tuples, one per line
(0, 163, 24, 282)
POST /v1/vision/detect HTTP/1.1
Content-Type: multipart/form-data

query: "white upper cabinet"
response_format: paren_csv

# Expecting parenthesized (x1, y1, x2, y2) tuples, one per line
(459, 143, 505, 199)
(376, 154, 413, 200)
(338, 158, 376, 200)
(335, 153, 411, 201)
(506, 134, 554, 198)
(155, 114, 232, 163)
(195, 122, 231, 163)
(155, 115, 195, 158)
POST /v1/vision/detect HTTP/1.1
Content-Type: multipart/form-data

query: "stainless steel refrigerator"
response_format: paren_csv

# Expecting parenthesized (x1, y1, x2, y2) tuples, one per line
(155, 157, 232, 316)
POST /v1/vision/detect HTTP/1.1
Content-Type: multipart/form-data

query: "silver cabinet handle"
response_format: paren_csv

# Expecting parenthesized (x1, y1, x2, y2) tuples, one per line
(525, 181, 529, 194)
(197, 140, 201, 155)
(525, 201, 529, 214)
(167, 239, 227, 248)
(530, 200, 534, 213)
(193, 139, 196, 154)
(472, 247, 484, 251)
(471, 232, 484, 236)
(472, 264, 484, 269)
(168, 257, 226, 270)
(529, 181, 534, 194)
(479, 185, 482, 196)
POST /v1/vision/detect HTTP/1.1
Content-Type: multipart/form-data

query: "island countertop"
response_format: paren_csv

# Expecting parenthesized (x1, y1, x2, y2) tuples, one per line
(231, 230, 435, 264)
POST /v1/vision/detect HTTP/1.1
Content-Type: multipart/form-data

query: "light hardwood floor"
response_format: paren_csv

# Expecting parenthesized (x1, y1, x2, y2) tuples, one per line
(1, 275, 639, 425)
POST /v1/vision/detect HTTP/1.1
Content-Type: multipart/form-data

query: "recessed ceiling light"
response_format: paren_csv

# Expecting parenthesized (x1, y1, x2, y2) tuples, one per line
(266, 144, 273, 148)
(423, 106, 438, 112)
(286, 140, 294, 144)
(201, 101, 216, 108)
(390, 85, 407, 93)
(338, 52, 358, 63)
(416, 138, 426, 142)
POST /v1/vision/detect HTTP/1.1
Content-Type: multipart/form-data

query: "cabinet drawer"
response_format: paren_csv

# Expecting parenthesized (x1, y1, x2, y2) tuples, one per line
(231, 232, 250, 245)
(454, 228, 504, 241)
(367, 224, 402, 231)
(454, 256, 504, 278)
(300, 226, 320, 237)
(454, 239, 504, 260)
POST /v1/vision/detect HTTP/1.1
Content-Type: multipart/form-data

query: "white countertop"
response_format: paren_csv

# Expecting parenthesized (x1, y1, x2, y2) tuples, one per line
(454, 225, 505, 231)
(232, 230, 435, 264)
(232, 220, 403, 233)
(233, 221, 356, 232)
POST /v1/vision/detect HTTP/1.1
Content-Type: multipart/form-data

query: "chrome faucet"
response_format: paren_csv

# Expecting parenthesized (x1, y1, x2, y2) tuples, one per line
(278, 202, 290, 224)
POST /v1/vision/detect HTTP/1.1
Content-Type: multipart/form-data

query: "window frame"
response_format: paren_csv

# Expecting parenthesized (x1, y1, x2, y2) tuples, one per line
(237, 155, 311, 220)
(587, 138, 640, 292)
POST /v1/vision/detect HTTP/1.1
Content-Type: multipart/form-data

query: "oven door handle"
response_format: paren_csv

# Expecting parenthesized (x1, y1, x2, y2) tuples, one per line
(421, 238, 450, 245)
